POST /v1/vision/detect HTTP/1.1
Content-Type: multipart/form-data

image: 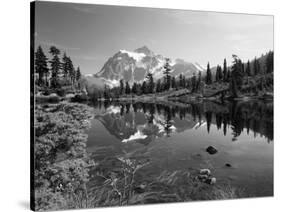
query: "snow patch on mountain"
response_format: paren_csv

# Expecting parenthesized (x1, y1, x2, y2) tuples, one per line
(94, 46, 205, 88)
(106, 106, 121, 114)
(84, 73, 94, 77)
(102, 78, 120, 88)
(120, 50, 145, 62)
(194, 62, 205, 72)
(122, 130, 147, 143)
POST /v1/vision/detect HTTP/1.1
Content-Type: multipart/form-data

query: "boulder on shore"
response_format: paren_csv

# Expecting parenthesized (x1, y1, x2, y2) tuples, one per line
(206, 146, 218, 155)
(199, 169, 211, 175)
(205, 177, 216, 185)
(225, 163, 232, 168)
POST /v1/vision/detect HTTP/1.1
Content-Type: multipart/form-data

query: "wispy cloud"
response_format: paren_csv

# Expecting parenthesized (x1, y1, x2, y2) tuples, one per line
(70, 4, 97, 14)
(159, 10, 211, 25)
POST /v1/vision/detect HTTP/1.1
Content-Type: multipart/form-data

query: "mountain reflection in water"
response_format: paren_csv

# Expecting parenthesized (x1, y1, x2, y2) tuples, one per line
(90, 100, 273, 145)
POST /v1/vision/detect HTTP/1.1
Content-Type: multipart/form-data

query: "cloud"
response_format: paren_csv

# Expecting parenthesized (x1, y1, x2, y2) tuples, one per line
(159, 9, 211, 25)
(70, 4, 97, 14)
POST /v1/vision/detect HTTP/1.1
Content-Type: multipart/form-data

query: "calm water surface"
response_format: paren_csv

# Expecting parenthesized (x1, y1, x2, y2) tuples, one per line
(86, 100, 273, 197)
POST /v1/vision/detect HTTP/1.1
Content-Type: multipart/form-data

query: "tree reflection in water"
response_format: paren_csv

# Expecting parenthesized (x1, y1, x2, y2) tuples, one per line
(92, 100, 273, 143)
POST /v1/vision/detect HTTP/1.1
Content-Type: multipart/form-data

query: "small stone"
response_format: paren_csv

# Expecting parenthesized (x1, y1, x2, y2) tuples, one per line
(199, 168, 211, 176)
(206, 146, 218, 155)
(134, 183, 147, 193)
(225, 163, 232, 167)
(205, 177, 216, 185)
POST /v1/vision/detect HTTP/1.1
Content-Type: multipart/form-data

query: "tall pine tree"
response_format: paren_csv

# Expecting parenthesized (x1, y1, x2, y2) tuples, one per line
(266, 51, 274, 73)
(215, 65, 223, 82)
(163, 58, 172, 90)
(125, 82, 131, 94)
(76, 66, 81, 89)
(206, 62, 212, 84)
(49, 46, 61, 88)
(62, 52, 69, 83)
(35, 45, 49, 86)
(246, 60, 251, 76)
(230, 55, 243, 97)
(223, 58, 227, 82)
(146, 72, 154, 93)
(119, 79, 124, 95)
(254, 57, 260, 75)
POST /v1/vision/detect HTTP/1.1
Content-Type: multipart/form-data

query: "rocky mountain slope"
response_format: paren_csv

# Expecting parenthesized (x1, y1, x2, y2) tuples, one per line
(94, 46, 205, 87)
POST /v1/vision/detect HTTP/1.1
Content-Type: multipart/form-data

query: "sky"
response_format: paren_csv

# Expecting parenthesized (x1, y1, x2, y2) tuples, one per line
(34, 1, 273, 75)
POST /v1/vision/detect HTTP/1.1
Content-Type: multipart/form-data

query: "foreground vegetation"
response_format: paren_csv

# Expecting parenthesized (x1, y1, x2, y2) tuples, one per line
(34, 102, 93, 210)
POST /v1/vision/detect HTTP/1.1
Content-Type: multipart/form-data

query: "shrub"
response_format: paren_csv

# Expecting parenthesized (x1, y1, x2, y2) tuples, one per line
(34, 102, 93, 210)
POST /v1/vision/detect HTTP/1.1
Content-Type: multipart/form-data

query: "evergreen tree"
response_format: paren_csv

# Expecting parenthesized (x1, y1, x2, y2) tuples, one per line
(171, 76, 176, 89)
(156, 79, 162, 93)
(226, 69, 231, 82)
(119, 79, 124, 95)
(76, 66, 81, 89)
(223, 58, 227, 82)
(254, 57, 260, 75)
(35, 45, 49, 86)
(76, 66, 81, 82)
(196, 71, 202, 91)
(185, 78, 191, 90)
(125, 82, 131, 94)
(163, 58, 172, 90)
(215, 65, 223, 82)
(67, 57, 75, 85)
(230, 55, 243, 97)
(141, 81, 147, 94)
(62, 52, 69, 82)
(182, 75, 186, 88)
(146, 72, 154, 93)
(205, 62, 212, 84)
(191, 73, 197, 92)
(246, 60, 251, 76)
(266, 51, 274, 73)
(179, 74, 184, 88)
(136, 83, 142, 95)
(229, 75, 238, 98)
(49, 46, 61, 88)
(241, 62, 245, 75)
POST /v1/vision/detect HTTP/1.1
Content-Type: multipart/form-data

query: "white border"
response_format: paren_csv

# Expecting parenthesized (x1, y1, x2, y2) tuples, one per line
(0, 0, 279, 211)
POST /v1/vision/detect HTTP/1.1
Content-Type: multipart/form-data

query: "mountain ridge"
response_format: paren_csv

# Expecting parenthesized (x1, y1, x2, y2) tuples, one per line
(94, 46, 205, 87)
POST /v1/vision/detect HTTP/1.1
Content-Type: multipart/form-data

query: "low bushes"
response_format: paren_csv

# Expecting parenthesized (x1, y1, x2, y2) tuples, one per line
(34, 102, 93, 211)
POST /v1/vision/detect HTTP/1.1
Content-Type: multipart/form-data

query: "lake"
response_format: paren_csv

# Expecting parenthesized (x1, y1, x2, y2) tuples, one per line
(86, 100, 273, 198)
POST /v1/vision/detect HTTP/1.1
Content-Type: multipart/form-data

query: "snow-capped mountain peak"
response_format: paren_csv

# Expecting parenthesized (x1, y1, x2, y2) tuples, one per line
(95, 46, 205, 87)
(119, 50, 146, 62)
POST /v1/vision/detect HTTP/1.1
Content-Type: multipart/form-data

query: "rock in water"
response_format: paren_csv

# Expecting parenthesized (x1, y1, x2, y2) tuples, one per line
(206, 146, 218, 155)
(199, 169, 211, 176)
(205, 177, 216, 185)
(225, 163, 232, 167)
